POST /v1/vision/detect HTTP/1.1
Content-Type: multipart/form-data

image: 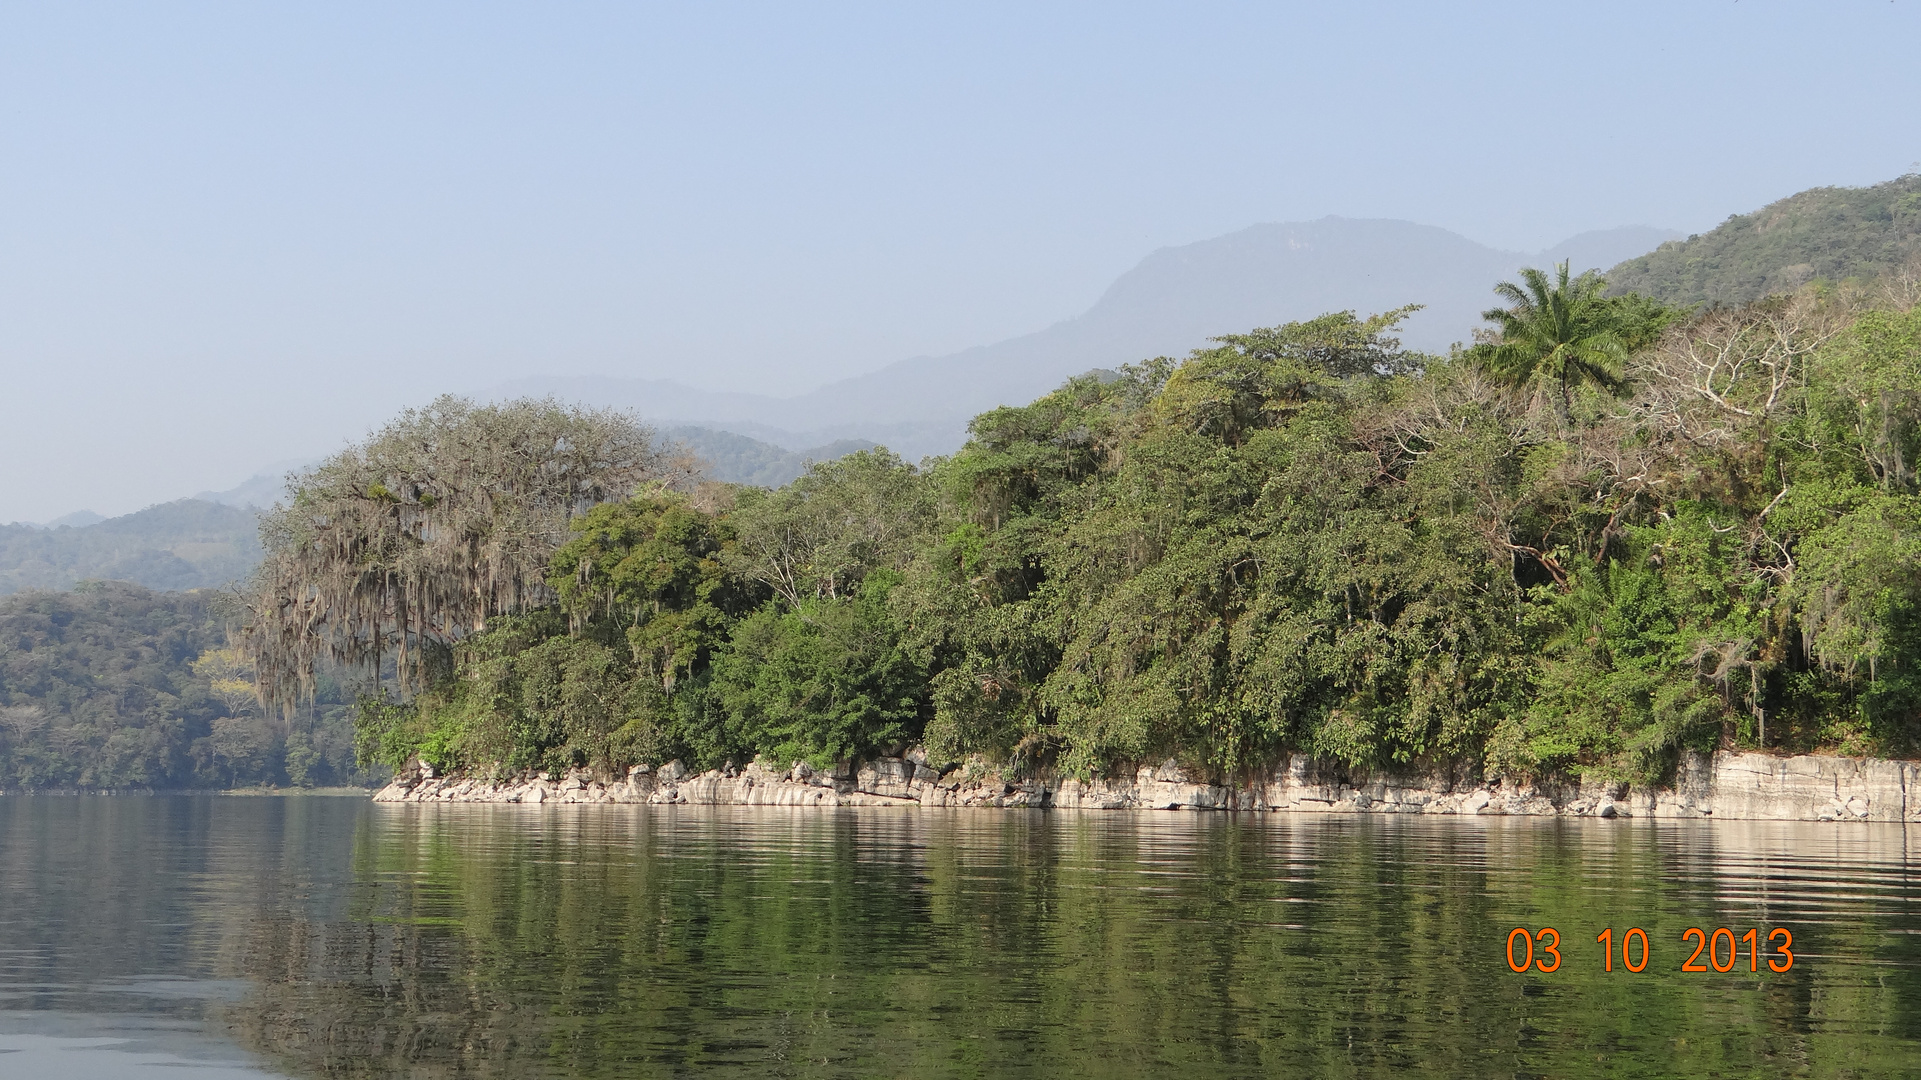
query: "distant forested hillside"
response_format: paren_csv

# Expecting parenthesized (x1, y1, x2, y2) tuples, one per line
(0, 499, 262, 595)
(0, 583, 377, 789)
(665, 426, 876, 486)
(1608, 174, 1921, 307)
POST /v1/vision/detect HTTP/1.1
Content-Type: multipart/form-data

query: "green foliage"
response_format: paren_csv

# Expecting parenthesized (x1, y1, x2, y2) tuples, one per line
(726, 448, 934, 606)
(1034, 360, 1520, 777)
(244, 395, 666, 712)
(1607, 173, 1921, 307)
(711, 576, 928, 767)
(1154, 309, 1416, 445)
(1502, 509, 1755, 782)
(353, 693, 424, 776)
(894, 369, 1160, 766)
(321, 292, 1921, 791)
(0, 582, 376, 789)
(1494, 294, 1921, 775)
(1212, 305, 1427, 378)
(548, 495, 758, 689)
(1788, 495, 1921, 747)
(357, 612, 665, 778)
(1475, 262, 1680, 419)
(368, 486, 930, 775)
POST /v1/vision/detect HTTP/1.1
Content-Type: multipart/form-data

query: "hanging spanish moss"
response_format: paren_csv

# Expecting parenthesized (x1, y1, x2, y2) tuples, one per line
(240, 395, 674, 714)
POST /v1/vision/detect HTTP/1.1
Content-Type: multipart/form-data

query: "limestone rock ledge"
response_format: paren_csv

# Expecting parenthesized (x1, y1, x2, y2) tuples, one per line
(373, 749, 1921, 822)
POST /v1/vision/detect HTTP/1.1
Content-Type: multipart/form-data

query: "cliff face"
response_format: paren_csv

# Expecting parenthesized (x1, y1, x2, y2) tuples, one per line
(374, 749, 1920, 823)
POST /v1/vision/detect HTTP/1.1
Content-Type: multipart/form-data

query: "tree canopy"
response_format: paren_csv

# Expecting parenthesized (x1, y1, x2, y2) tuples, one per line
(20, 239, 1921, 795)
(242, 396, 670, 714)
(246, 287, 1921, 790)
(0, 582, 375, 789)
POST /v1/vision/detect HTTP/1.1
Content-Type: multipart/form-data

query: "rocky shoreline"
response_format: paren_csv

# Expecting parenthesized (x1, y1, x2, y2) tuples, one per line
(373, 748, 1921, 822)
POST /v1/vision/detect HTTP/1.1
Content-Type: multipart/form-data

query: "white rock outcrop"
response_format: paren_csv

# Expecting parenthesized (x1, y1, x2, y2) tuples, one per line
(371, 749, 1920, 821)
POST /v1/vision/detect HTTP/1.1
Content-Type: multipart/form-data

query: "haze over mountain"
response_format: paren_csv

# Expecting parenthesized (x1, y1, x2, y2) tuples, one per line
(659, 428, 878, 488)
(17, 171, 1921, 577)
(0, 500, 262, 595)
(497, 218, 1676, 458)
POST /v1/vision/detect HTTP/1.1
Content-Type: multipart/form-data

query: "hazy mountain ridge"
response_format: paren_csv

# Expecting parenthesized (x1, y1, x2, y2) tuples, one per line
(31, 510, 107, 529)
(0, 499, 263, 595)
(12, 214, 1700, 525)
(194, 471, 301, 511)
(1607, 174, 1921, 307)
(663, 427, 877, 487)
(501, 217, 1676, 457)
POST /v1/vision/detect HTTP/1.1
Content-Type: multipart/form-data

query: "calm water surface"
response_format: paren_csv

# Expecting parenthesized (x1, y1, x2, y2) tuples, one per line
(2, 795, 1919, 1078)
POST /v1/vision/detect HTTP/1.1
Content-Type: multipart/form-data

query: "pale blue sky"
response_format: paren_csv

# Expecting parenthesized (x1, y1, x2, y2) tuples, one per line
(2, 1, 1919, 521)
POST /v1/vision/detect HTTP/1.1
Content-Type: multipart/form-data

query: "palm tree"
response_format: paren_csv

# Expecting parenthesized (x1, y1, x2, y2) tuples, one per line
(1481, 262, 1627, 420)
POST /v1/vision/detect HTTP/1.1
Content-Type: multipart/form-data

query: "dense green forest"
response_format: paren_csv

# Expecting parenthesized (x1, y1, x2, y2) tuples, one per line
(0, 499, 263, 595)
(232, 269, 1921, 793)
(1608, 173, 1921, 307)
(0, 582, 376, 789)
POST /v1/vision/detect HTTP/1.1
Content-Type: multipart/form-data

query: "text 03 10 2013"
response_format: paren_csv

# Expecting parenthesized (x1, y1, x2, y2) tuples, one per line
(1503, 927, 1795, 973)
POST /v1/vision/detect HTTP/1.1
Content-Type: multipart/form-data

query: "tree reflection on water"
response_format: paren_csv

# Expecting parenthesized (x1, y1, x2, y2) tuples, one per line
(195, 803, 1921, 1079)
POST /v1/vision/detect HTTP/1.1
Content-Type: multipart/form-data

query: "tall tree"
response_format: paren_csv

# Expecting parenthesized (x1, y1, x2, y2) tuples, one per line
(1482, 262, 1632, 420)
(243, 396, 668, 712)
(725, 449, 933, 607)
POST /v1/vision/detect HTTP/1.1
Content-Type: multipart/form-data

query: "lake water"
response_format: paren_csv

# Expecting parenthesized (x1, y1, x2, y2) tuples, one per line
(2, 796, 1919, 1078)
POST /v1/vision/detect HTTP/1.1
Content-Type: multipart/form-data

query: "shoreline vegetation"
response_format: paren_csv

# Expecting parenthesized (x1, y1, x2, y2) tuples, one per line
(7, 177, 1921, 800)
(228, 260, 1921, 805)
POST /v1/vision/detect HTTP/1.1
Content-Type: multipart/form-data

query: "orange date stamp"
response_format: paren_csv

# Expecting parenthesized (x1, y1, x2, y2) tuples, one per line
(1504, 926, 1795, 973)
